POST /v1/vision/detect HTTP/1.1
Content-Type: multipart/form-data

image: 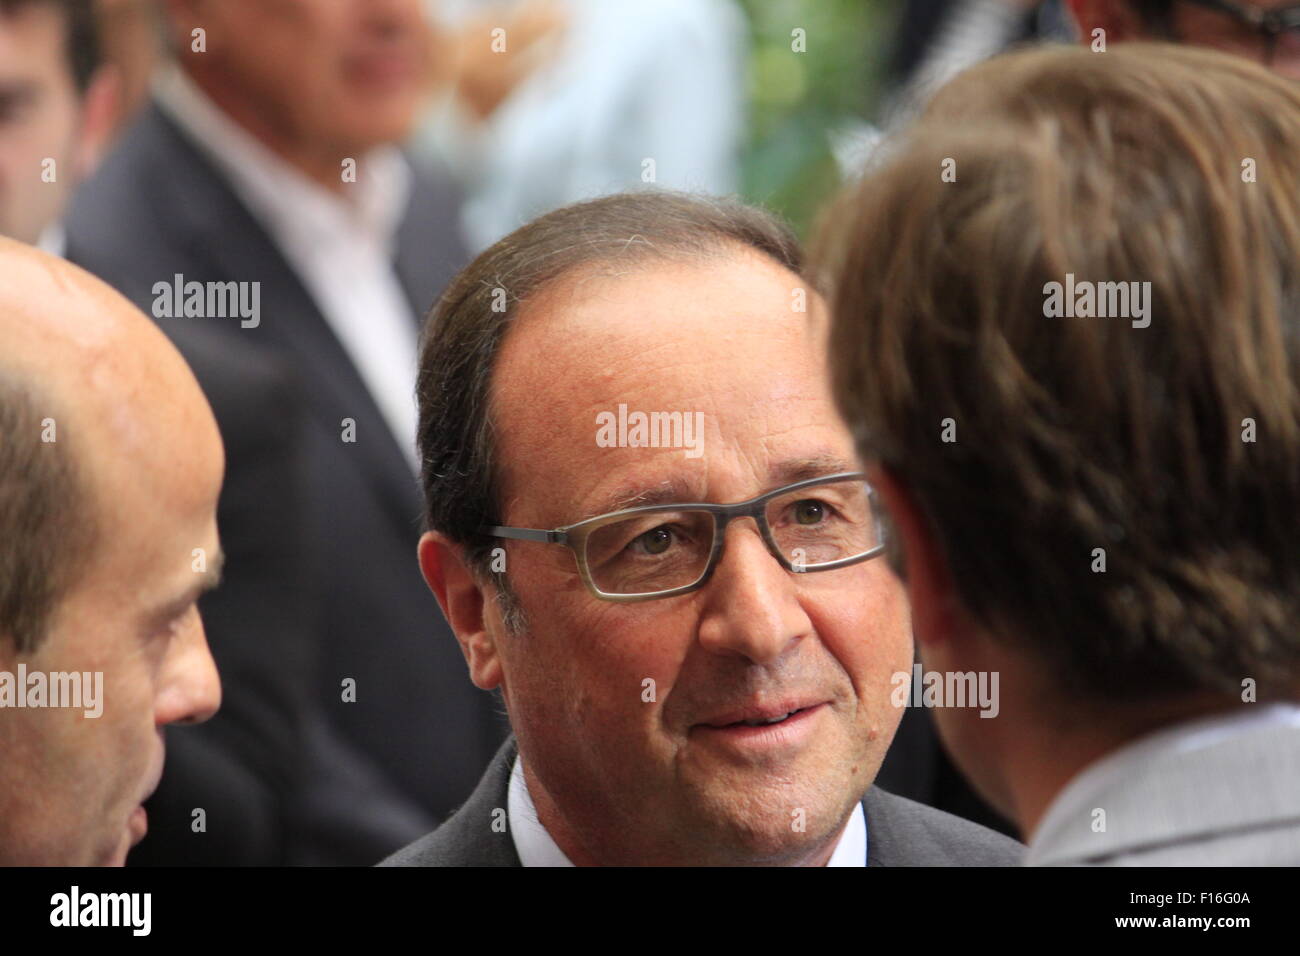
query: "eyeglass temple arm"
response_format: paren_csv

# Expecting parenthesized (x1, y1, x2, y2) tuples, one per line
(483, 526, 568, 544)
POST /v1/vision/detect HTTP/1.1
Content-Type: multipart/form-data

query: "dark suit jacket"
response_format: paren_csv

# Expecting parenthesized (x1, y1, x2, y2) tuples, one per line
(380, 737, 1024, 866)
(66, 102, 509, 863)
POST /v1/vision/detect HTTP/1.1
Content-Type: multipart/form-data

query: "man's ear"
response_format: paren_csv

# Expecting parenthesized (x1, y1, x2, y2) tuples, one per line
(417, 531, 503, 691)
(867, 463, 960, 651)
(1064, 0, 1151, 44)
(72, 66, 121, 181)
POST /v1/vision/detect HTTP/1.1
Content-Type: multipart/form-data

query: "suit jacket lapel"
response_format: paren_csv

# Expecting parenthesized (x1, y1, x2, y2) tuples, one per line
(445, 736, 522, 866)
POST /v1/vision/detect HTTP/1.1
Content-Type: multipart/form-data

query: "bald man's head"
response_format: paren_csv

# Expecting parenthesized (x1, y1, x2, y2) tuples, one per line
(0, 238, 212, 649)
(0, 238, 224, 865)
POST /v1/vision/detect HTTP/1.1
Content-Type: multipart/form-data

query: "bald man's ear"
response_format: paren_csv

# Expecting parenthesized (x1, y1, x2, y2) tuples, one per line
(1065, 0, 1152, 44)
(72, 66, 121, 182)
(867, 463, 961, 652)
(417, 531, 503, 690)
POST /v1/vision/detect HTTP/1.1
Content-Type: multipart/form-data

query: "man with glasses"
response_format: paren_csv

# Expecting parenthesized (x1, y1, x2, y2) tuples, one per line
(380, 192, 1023, 866)
(1068, 0, 1300, 77)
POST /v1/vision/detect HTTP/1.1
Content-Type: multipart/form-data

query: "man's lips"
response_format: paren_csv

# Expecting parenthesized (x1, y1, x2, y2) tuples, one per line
(695, 700, 826, 730)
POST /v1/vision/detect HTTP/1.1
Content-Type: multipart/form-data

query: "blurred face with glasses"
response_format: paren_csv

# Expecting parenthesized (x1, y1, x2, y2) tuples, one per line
(425, 250, 912, 865)
(1069, 0, 1300, 78)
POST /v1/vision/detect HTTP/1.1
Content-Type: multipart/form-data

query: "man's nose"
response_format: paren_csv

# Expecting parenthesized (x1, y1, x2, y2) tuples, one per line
(155, 616, 222, 727)
(694, 519, 812, 664)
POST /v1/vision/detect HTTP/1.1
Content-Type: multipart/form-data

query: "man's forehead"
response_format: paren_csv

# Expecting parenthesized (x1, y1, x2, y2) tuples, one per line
(495, 259, 820, 401)
(487, 257, 838, 513)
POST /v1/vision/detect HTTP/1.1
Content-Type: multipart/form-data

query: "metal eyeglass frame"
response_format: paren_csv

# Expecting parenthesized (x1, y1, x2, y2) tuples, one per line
(481, 471, 886, 603)
(1176, 0, 1300, 62)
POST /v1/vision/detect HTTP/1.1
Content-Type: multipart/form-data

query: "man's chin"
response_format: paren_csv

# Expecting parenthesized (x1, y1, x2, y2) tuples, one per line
(681, 781, 858, 865)
(710, 810, 851, 866)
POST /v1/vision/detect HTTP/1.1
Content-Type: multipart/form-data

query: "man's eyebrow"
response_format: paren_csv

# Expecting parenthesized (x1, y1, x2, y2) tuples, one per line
(589, 478, 700, 518)
(148, 548, 226, 625)
(769, 453, 861, 488)
(583, 454, 859, 519)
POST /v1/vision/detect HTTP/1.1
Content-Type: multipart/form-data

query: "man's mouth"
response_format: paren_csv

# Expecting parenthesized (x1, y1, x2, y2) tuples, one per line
(689, 701, 828, 755)
(698, 701, 824, 730)
(725, 708, 805, 728)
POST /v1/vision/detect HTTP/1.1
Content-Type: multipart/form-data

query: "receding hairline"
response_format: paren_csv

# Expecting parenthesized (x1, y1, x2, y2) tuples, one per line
(507, 236, 811, 335)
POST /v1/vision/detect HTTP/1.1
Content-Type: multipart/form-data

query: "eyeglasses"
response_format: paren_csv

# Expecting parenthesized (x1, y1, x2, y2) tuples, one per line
(483, 472, 887, 602)
(1176, 0, 1300, 65)
(484, 473, 886, 603)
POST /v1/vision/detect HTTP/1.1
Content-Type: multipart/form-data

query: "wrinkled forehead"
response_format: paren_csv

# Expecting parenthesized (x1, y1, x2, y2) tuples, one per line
(488, 255, 847, 520)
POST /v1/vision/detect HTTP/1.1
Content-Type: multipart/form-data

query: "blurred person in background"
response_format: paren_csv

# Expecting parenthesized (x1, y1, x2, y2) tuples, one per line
(3, 0, 338, 867)
(820, 44, 1300, 864)
(419, 0, 744, 250)
(66, 0, 505, 864)
(0, 0, 116, 249)
(1068, 0, 1300, 78)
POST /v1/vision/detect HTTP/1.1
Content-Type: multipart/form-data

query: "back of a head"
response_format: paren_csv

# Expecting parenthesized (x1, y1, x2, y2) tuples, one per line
(818, 43, 1300, 706)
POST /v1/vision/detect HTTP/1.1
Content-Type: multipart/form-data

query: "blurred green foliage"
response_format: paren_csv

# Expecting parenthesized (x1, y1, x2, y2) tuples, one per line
(736, 0, 896, 236)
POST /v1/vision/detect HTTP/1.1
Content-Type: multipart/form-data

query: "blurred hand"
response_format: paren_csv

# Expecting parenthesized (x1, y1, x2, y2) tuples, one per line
(445, 0, 567, 121)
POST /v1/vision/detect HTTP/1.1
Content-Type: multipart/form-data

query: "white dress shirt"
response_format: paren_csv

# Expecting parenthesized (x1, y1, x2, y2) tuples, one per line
(36, 221, 66, 257)
(508, 754, 868, 866)
(154, 67, 422, 470)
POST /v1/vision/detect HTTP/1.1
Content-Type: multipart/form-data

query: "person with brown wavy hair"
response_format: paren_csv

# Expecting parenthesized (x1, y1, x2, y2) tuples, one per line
(816, 42, 1300, 865)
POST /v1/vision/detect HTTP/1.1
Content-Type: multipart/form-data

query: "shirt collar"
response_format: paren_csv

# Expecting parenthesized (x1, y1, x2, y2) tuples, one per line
(1028, 702, 1300, 865)
(508, 753, 867, 866)
(37, 221, 66, 258)
(152, 65, 411, 254)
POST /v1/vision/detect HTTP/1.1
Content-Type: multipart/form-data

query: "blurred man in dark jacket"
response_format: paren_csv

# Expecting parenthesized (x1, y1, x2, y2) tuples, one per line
(67, 0, 506, 864)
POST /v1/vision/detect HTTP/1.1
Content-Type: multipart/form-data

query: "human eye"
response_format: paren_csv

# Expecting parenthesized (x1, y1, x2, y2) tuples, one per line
(626, 522, 686, 557)
(784, 496, 840, 527)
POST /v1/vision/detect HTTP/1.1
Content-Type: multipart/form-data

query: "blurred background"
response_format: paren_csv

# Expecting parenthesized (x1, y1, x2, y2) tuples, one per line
(739, 0, 893, 234)
(86, 0, 1079, 239)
